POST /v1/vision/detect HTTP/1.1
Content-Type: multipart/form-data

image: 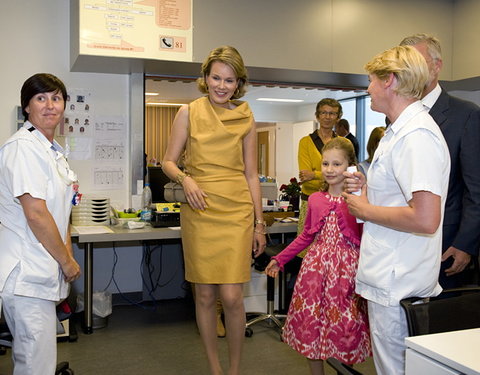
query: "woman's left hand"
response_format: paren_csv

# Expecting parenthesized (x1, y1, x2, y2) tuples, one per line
(252, 231, 266, 258)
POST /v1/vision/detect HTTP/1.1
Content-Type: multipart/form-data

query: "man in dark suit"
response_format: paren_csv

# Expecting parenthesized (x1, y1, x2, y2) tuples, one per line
(336, 118, 360, 160)
(401, 33, 480, 289)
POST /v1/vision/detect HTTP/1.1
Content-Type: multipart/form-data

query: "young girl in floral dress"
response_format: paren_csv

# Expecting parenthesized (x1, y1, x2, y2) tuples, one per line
(266, 137, 371, 375)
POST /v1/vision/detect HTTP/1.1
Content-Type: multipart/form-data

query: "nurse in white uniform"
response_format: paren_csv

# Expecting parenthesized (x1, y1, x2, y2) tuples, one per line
(343, 46, 450, 375)
(0, 73, 81, 375)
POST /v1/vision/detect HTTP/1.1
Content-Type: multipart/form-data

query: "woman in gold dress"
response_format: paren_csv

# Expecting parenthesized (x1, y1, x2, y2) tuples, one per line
(162, 46, 266, 375)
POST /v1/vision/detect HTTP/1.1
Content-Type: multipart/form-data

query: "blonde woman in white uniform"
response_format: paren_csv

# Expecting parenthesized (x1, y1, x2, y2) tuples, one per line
(343, 47, 450, 375)
(0, 73, 81, 375)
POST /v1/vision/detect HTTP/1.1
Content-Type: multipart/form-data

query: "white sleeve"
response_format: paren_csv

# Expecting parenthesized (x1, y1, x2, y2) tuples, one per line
(2, 140, 49, 200)
(392, 129, 448, 202)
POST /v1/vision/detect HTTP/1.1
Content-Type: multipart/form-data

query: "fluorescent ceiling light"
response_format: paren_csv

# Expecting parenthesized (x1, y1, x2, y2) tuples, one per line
(256, 98, 304, 103)
(147, 102, 184, 106)
(145, 92, 159, 96)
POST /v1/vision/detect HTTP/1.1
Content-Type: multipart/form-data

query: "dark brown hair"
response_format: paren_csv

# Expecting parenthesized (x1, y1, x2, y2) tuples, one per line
(21, 73, 67, 121)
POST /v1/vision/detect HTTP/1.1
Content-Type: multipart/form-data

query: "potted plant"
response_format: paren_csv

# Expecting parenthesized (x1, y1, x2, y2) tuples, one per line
(279, 177, 301, 211)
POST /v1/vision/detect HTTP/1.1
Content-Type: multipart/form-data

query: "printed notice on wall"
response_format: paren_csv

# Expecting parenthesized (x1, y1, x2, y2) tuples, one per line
(94, 115, 126, 162)
(93, 166, 126, 190)
(79, 0, 192, 62)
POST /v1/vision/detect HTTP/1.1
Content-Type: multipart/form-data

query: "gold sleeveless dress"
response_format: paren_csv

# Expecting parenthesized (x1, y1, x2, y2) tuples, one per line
(181, 96, 254, 284)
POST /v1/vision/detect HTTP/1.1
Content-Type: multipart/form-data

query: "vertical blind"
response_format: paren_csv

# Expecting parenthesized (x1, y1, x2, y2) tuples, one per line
(145, 105, 180, 164)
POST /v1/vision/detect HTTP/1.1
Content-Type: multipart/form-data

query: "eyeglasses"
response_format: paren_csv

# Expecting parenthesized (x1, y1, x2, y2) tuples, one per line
(319, 111, 339, 117)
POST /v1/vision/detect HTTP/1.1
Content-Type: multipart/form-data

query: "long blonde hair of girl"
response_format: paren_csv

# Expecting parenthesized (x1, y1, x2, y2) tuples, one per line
(319, 137, 357, 192)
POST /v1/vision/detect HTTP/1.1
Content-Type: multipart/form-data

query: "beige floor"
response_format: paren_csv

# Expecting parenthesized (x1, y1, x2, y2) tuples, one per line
(0, 298, 377, 375)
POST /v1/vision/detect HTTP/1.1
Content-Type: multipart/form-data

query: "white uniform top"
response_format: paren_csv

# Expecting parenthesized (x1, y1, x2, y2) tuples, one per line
(0, 122, 76, 301)
(356, 101, 450, 306)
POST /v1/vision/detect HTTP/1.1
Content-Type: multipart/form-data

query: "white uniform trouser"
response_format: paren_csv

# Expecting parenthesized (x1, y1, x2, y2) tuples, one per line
(0, 266, 57, 375)
(368, 301, 409, 375)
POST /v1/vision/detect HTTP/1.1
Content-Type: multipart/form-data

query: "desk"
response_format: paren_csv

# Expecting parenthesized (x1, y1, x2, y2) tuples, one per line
(73, 222, 297, 334)
(405, 328, 480, 375)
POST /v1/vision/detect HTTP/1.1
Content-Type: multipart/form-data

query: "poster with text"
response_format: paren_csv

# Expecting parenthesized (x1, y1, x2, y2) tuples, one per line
(79, 0, 192, 62)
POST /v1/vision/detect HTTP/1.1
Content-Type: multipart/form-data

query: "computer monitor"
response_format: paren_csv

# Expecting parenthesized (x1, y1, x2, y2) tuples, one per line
(147, 166, 172, 203)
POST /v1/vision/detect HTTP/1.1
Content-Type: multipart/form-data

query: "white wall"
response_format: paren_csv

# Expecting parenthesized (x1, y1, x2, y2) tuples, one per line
(449, 91, 480, 106)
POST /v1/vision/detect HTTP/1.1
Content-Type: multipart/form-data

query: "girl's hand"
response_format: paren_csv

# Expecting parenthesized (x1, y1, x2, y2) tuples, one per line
(343, 170, 365, 193)
(252, 231, 266, 258)
(182, 176, 208, 210)
(265, 259, 280, 278)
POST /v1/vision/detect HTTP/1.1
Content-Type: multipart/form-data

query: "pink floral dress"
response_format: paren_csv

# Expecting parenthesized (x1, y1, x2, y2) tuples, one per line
(273, 192, 371, 363)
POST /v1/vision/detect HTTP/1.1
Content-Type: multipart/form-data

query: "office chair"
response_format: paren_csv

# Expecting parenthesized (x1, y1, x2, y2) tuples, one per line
(400, 287, 480, 336)
(245, 243, 288, 338)
(326, 357, 365, 375)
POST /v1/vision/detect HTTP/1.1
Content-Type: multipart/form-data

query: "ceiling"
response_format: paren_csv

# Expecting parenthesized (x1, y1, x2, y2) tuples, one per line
(145, 78, 369, 107)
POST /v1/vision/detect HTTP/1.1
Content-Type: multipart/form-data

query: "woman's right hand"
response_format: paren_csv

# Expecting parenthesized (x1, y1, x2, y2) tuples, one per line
(183, 176, 208, 210)
(61, 256, 81, 283)
(265, 259, 280, 278)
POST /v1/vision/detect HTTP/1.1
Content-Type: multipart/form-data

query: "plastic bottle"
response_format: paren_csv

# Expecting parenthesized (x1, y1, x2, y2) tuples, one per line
(140, 183, 152, 222)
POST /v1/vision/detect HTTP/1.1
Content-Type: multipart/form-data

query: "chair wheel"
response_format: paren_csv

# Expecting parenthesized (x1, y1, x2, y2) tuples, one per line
(57, 368, 74, 375)
(245, 327, 253, 337)
(55, 361, 74, 375)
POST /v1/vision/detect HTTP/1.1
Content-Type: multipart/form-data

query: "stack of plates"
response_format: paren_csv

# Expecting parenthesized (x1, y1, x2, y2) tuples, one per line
(71, 196, 110, 226)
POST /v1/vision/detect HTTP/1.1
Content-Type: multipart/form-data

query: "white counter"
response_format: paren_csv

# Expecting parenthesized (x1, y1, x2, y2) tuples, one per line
(405, 328, 480, 375)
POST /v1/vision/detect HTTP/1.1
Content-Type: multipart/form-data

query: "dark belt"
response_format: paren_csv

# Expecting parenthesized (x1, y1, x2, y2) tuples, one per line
(301, 193, 310, 201)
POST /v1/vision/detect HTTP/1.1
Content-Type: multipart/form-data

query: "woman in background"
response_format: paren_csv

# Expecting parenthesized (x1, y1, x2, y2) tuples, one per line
(162, 46, 266, 375)
(358, 126, 385, 177)
(0, 73, 81, 374)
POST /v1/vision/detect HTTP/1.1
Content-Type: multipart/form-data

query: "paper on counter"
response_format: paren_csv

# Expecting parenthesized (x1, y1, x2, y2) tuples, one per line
(73, 225, 114, 234)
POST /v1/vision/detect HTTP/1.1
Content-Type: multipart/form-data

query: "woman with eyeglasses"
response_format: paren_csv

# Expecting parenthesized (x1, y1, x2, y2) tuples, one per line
(0, 73, 81, 375)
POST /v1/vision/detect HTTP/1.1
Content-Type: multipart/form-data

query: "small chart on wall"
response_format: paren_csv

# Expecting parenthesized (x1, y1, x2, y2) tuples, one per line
(79, 0, 193, 62)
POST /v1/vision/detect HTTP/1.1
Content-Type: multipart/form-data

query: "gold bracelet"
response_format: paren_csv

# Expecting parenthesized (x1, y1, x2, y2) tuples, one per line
(254, 219, 266, 226)
(254, 229, 267, 235)
(176, 172, 189, 184)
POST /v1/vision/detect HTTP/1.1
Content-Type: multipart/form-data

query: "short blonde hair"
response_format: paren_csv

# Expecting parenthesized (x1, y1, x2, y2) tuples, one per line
(197, 46, 248, 99)
(364, 45, 429, 100)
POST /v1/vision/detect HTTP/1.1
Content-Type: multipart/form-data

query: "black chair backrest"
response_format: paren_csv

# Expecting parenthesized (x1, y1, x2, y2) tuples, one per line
(400, 287, 480, 336)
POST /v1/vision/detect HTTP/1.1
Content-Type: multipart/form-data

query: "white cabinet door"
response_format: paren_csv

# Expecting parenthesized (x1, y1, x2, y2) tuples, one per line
(406, 349, 461, 375)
